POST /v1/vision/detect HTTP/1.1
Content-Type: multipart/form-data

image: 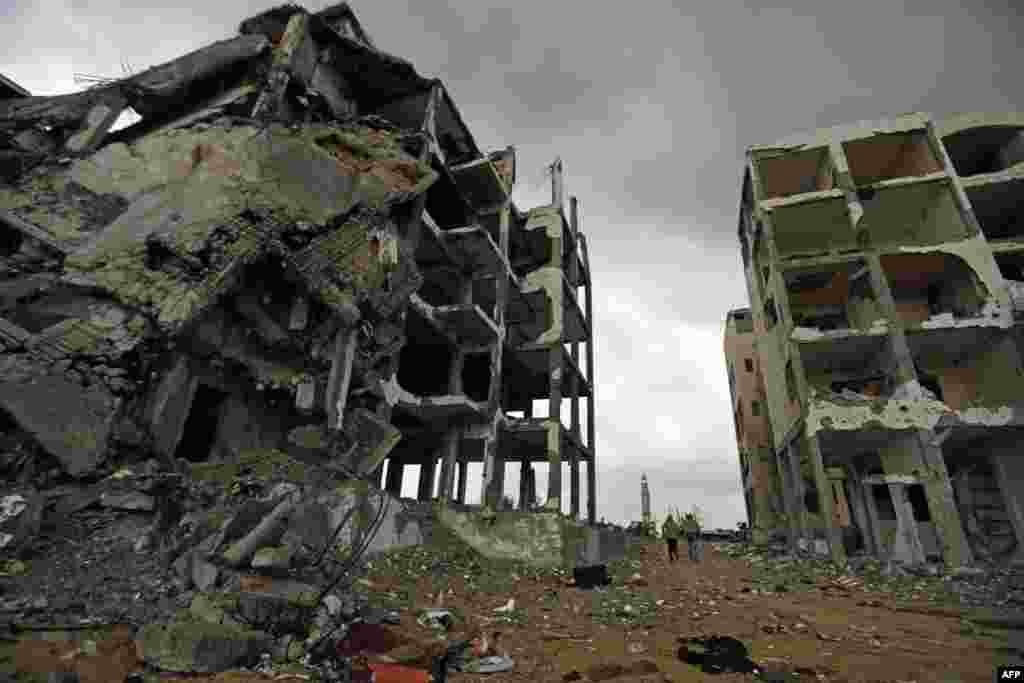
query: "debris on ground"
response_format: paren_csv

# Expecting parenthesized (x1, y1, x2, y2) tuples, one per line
(678, 635, 759, 674)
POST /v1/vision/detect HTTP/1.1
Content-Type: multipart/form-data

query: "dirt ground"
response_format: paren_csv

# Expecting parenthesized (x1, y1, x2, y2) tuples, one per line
(4, 535, 1020, 682)
(356, 539, 1014, 683)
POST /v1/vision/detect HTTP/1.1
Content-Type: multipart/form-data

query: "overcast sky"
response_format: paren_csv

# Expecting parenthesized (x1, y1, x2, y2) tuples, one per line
(4, 0, 1024, 528)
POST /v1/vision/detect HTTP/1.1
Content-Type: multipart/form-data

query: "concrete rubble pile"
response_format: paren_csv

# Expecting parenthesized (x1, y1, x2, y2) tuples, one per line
(0, 2, 620, 680)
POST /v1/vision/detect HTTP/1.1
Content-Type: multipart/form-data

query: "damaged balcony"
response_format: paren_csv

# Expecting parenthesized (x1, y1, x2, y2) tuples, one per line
(561, 271, 590, 344)
(879, 252, 995, 330)
(760, 193, 852, 261)
(498, 417, 591, 467)
(753, 145, 851, 260)
(755, 146, 836, 200)
(474, 272, 547, 348)
(941, 118, 1024, 180)
(502, 345, 590, 410)
(406, 293, 498, 351)
(800, 331, 894, 401)
(962, 174, 1024, 244)
(508, 206, 584, 281)
(393, 310, 489, 422)
(786, 258, 888, 340)
(441, 225, 509, 276)
(942, 428, 1024, 563)
(450, 154, 511, 214)
(909, 327, 1024, 419)
(993, 250, 1024, 319)
(842, 129, 944, 187)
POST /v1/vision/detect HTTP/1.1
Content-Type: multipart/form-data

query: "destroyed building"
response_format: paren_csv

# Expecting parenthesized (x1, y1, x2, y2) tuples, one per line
(726, 112, 1024, 568)
(0, 2, 598, 522)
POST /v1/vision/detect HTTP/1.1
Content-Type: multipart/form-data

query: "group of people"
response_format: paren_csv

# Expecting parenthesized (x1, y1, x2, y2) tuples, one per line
(661, 512, 703, 563)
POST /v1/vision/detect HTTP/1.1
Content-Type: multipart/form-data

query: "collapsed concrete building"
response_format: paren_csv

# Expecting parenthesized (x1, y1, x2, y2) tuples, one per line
(726, 112, 1024, 569)
(0, 2, 599, 530)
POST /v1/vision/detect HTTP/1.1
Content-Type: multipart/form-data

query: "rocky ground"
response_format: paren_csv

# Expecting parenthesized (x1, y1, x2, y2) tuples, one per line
(2, 485, 1023, 683)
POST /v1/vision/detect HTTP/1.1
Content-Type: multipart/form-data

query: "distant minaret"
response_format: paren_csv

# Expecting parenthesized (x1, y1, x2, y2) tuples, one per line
(641, 474, 651, 526)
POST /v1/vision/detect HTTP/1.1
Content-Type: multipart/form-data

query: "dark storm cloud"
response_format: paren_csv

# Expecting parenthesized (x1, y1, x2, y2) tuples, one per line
(2, 0, 1022, 528)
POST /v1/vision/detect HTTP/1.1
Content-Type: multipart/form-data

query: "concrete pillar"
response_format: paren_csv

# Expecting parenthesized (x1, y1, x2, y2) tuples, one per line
(990, 449, 1024, 565)
(326, 326, 357, 430)
(418, 454, 437, 501)
(519, 460, 532, 510)
(888, 483, 926, 564)
(546, 346, 563, 512)
(384, 459, 404, 497)
(456, 459, 468, 504)
(803, 433, 845, 563)
(438, 429, 459, 502)
(774, 447, 800, 552)
(569, 356, 581, 519)
(915, 433, 972, 567)
(482, 435, 505, 509)
(786, 444, 809, 549)
(862, 482, 888, 559)
(845, 465, 877, 555)
(579, 229, 597, 524)
(370, 464, 385, 489)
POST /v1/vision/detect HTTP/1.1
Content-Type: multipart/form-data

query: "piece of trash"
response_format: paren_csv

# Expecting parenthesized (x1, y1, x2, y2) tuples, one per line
(678, 636, 759, 674)
(493, 598, 515, 613)
(336, 622, 405, 657)
(417, 608, 454, 630)
(573, 564, 609, 589)
(362, 607, 401, 625)
(627, 641, 647, 654)
(458, 654, 515, 674)
(367, 661, 432, 683)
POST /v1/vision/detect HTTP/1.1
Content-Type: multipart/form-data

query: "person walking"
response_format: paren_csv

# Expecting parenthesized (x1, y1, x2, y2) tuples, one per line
(662, 513, 680, 563)
(683, 512, 703, 562)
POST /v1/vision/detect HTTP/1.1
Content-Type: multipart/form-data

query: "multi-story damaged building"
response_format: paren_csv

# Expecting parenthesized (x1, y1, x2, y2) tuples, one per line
(727, 112, 1024, 568)
(0, 1, 597, 526)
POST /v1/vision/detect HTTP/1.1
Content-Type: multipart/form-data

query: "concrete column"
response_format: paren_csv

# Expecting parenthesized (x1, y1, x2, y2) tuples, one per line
(888, 483, 926, 564)
(418, 454, 437, 501)
(326, 326, 358, 430)
(546, 346, 563, 512)
(804, 433, 845, 563)
(384, 459, 404, 497)
(371, 464, 385, 489)
(438, 429, 459, 502)
(915, 433, 972, 567)
(862, 483, 888, 559)
(482, 435, 505, 509)
(456, 459, 468, 504)
(844, 465, 877, 555)
(579, 230, 597, 524)
(990, 449, 1024, 565)
(774, 447, 800, 552)
(519, 459, 532, 510)
(787, 444, 809, 549)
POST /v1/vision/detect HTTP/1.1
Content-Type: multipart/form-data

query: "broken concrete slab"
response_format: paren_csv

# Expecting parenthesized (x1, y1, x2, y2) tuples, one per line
(0, 490, 42, 555)
(222, 494, 299, 567)
(0, 371, 117, 477)
(251, 545, 292, 573)
(99, 491, 155, 511)
(138, 619, 272, 673)
(236, 591, 311, 635)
